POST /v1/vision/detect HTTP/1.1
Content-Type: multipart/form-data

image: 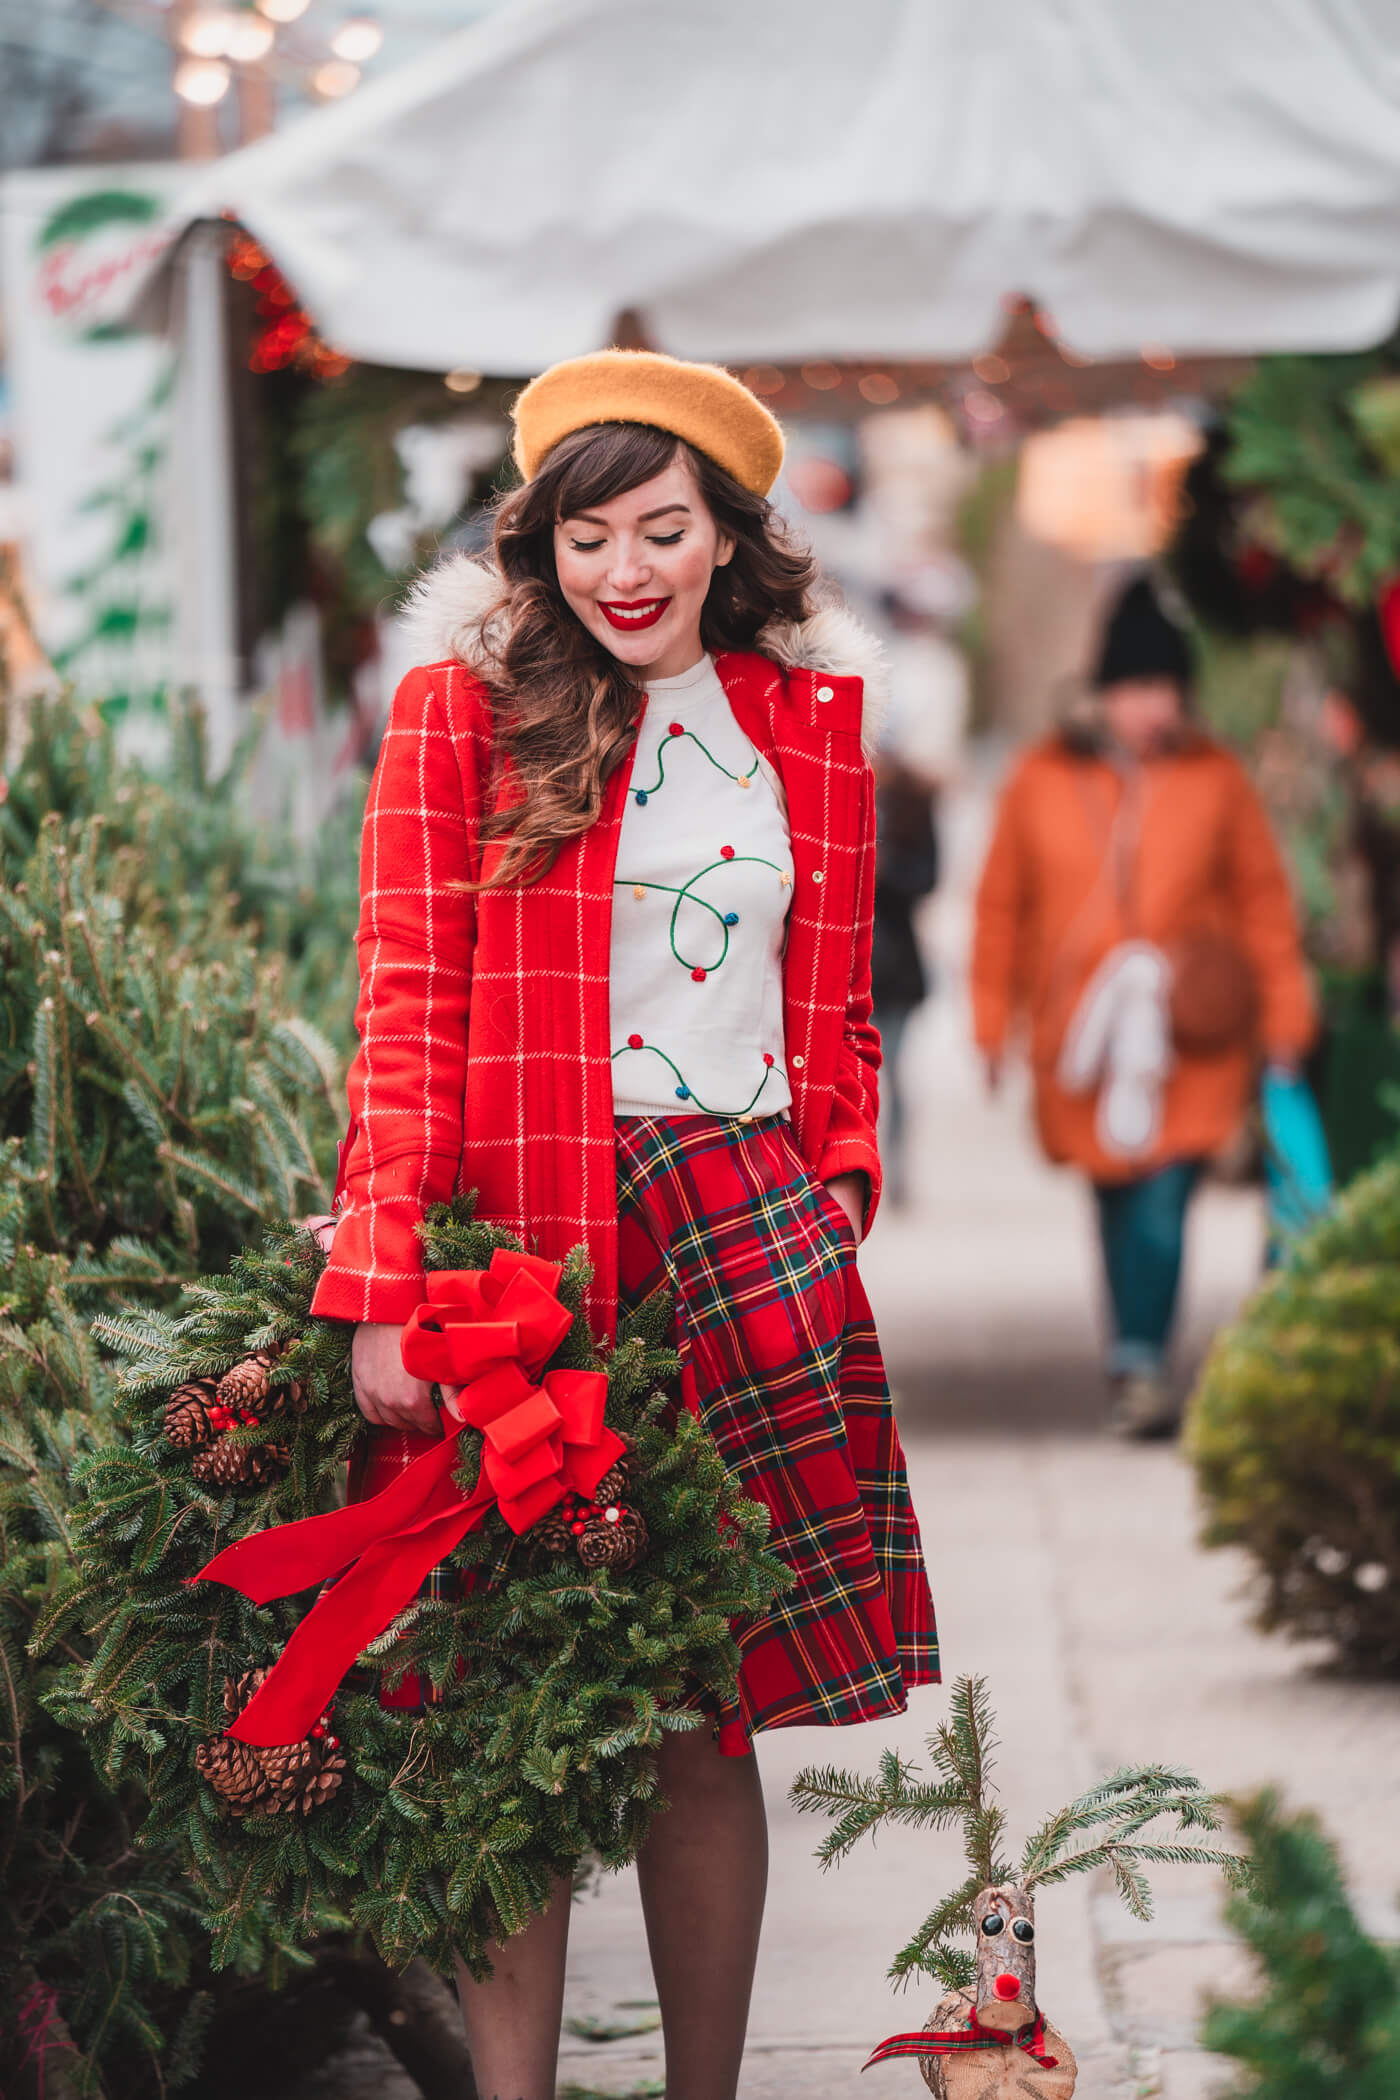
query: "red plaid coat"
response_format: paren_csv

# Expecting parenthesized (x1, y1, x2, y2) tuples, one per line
(311, 626, 884, 1347)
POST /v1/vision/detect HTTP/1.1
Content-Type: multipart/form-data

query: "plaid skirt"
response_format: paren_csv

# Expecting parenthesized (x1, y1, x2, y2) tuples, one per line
(615, 1111, 938, 1751)
(355, 1112, 938, 1750)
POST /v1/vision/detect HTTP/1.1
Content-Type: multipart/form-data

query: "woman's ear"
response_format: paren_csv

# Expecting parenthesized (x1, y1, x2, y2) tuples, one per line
(714, 531, 736, 570)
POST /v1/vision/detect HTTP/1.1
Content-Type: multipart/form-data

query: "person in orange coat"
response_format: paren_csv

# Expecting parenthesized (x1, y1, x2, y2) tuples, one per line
(971, 576, 1316, 1435)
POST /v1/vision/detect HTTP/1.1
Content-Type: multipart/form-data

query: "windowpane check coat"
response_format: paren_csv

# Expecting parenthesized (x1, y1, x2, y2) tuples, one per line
(311, 562, 889, 1348)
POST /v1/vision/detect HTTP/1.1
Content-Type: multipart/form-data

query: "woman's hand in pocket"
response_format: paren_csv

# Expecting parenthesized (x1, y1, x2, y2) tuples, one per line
(351, 1322, 441, 1434)
(821, 1171, 865, 1241)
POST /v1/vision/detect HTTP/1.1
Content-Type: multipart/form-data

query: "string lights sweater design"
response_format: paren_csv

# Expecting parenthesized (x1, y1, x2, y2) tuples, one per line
(610, 654, 794, 1121)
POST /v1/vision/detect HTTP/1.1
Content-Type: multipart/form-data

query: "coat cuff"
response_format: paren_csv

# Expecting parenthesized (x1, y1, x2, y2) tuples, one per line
(815, 1134, 883, 1237)
(308, 1152, 458, 1326)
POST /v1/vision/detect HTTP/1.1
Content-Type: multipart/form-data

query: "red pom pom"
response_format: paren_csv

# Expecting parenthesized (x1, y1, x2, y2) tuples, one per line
(720, 844, 735, 859)
(668, 720, 684, 736)
(691, 967, 707, 982)
(762, 1052, 774, 1066)
(627, 1032, 644, 1049)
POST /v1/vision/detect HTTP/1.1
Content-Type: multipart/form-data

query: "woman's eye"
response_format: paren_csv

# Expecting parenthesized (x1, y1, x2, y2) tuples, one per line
(648, 530, 685, 545)
(1011, 1919, 1035, 1943)
(979, 1914, 1005, 1936)
(568, 537, 606, 552)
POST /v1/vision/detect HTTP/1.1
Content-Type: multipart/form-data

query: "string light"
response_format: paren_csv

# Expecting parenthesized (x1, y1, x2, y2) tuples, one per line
(178, 8, 238, 56)
(330, 14, 383, 62)
(857, 372, 900, 406)
(800, 361, 842, 391)
(174, 56, 232, 104)
(1141, 346, 1177, 372)
(972, 353, 1010, 385)
(444, 368, 483, 393)
(742, 365, 785, 397)
(226, 13, 276, 61)
(311, 58, 361, 96)
(255, 0, 310, 19)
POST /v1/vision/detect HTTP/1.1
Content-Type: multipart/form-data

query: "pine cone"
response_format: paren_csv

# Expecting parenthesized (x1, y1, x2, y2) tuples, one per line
(258, 1737, 317, 1810)
(191, 1437, 291, 1490)
(578, 1506, 648, 1572)
(216, 1351, 276, 1410)
(592, 1433, 633, 1511)
(223, 1667, 272, 1721)
(195, 1734, 274, 1818)
(163, 1378, 220, 1449)
(531, 1509, 576, 1556)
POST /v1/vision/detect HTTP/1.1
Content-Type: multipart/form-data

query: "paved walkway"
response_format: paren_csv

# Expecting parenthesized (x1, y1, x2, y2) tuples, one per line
(557, 776, 1400, 2100)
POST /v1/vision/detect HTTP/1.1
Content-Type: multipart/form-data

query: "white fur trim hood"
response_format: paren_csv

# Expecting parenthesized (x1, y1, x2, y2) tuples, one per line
(399, 553, 890, 760)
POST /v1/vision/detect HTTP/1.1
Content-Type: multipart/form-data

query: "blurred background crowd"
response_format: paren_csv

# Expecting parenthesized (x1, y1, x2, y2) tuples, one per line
(2, 5, 1400, 2099)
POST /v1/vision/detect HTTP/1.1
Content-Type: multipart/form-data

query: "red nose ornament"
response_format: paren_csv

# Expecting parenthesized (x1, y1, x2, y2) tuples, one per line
(994, 1973, 1023, 2001)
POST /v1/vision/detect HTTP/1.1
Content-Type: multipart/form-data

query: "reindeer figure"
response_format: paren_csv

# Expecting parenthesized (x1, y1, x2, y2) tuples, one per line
(792, 1678, 1243, 2099)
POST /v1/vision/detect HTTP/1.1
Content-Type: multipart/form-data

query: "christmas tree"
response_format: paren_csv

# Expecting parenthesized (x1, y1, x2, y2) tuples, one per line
(1201, 1791, 1400, 2098)
(0, 688, 358, 2093)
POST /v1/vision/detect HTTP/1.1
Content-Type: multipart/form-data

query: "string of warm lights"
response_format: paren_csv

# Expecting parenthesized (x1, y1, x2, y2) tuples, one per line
(171, 1, 383, 115)
(226, 225, 352, 377)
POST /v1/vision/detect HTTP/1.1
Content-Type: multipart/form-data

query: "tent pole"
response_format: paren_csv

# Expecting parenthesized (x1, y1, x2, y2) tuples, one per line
(171, 221, 241, 776)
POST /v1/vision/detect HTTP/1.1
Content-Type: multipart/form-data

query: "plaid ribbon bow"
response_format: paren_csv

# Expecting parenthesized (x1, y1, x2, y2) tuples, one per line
(863, 2007, 1059, 2072)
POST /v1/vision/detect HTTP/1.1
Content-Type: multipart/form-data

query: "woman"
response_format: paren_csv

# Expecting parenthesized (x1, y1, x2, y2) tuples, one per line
(972, 575, 1315, 1438)
(310, 350, 938, 2100)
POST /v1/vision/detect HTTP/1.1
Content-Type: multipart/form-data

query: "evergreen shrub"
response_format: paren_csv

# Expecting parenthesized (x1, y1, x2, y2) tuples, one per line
(1188, 1151, 1400, 1672)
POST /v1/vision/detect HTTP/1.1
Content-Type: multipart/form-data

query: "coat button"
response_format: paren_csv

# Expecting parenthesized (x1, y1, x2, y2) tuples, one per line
(816, 684, 834, 702)
(812, 870, 824, 884)
(791, 1054, 805, 1070)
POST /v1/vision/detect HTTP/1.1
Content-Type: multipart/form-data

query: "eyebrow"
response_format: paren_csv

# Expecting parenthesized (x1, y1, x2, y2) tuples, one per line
(566, 503, 692, 526)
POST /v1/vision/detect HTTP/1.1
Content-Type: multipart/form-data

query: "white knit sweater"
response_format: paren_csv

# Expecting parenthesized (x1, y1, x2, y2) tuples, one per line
(609, 655, 794, 1122)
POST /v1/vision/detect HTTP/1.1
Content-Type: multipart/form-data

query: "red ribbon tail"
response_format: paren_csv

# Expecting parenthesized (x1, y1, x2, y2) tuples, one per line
(862, 2034, 946, 2070)
(189, 1432, 468, 1603)
(228, 1475, 495, 1745)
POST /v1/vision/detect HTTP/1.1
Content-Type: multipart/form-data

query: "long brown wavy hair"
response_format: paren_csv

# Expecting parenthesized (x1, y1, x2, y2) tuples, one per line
(464, 420, 820, 890)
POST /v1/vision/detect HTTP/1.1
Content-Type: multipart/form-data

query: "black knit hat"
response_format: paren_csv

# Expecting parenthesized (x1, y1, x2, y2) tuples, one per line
(1092, 575, 1194, 690)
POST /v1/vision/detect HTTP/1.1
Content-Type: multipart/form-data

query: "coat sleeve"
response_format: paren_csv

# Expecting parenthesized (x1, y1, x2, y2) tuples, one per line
(969, 760, 1029, 1054)
(814, 753, 884, 1236)
(1224, 758, 1317, 1058)
(310, 666, 480, 1326)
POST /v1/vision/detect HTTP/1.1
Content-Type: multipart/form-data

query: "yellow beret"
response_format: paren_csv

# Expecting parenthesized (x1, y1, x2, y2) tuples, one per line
(512, 349, 785, 498)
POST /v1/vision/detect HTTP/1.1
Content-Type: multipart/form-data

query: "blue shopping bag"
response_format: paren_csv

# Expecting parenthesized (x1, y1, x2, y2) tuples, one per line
(1260, 1068, 1333, 1242)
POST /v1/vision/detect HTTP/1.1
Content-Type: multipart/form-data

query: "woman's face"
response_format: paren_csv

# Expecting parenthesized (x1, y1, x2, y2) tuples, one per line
(553, 455, 734, 681)
(1101, 676, 1185, 760)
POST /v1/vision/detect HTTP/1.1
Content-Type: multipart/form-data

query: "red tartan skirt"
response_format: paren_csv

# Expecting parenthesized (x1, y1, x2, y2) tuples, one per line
(353, 1112, 939, 1752)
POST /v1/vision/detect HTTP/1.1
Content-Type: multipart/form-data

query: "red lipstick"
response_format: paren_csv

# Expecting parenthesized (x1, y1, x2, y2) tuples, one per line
(599, 598, 671, 631)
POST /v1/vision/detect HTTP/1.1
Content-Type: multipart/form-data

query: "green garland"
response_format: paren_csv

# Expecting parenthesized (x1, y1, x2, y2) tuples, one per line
(57, 1197, 789, 1977)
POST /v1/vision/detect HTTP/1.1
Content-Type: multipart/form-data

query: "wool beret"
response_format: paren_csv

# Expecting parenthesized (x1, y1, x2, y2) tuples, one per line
(511, 349, 785, 497)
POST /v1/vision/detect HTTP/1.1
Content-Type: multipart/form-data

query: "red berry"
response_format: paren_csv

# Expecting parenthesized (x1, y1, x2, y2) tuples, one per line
(692, 967, 707, 982)
(571, 1520, 587, 1535)
(627, 1032, 644, 1049)
(310, 1723, 325, 1738)
(240, 1410, 259, 1426)
(668, 720, 684, 736)
(326, 1735, 339, 1749)
(720, 844, 735, 859)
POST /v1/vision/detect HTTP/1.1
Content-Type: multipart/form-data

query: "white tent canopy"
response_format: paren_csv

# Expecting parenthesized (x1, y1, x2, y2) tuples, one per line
(141, 0, 1400, 370)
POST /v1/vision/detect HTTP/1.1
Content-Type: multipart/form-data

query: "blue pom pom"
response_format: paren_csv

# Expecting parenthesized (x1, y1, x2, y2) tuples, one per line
(675, 1084, 691, 1100)
(724, 911, 739, 925)
(634, 789, 648, 806)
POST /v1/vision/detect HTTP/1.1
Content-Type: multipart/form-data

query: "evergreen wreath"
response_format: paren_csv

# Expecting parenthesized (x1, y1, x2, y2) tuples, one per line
(61, 1195, 790, 1978)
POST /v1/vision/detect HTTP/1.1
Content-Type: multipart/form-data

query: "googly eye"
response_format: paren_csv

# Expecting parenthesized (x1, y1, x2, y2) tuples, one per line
(979, 1913, 1006, 1936)
(1011, 1919, 1035, 1943)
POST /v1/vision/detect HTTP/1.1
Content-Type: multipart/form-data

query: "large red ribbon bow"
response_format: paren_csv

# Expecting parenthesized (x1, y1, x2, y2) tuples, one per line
(863, 2008, 1058, 2072)
(191, 1249, 624, 1746)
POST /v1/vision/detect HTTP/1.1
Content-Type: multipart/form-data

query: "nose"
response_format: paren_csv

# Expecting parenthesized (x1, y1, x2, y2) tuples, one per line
(993, 1974, 1022, 2001)
(606, 541, 652, 594)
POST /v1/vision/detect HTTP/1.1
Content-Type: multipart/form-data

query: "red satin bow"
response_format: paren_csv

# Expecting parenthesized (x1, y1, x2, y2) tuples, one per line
(190, 1249, 624, 1746)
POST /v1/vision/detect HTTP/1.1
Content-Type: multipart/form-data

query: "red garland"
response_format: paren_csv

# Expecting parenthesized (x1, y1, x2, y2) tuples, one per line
(863, 2007, 1059, 2072)
(189, 1249, 625, 1746)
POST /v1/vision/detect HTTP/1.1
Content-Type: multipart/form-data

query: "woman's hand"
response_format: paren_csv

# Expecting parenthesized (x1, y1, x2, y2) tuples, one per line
(350, 1322, 442, 1435)
(822, 1171, 866, 1240)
